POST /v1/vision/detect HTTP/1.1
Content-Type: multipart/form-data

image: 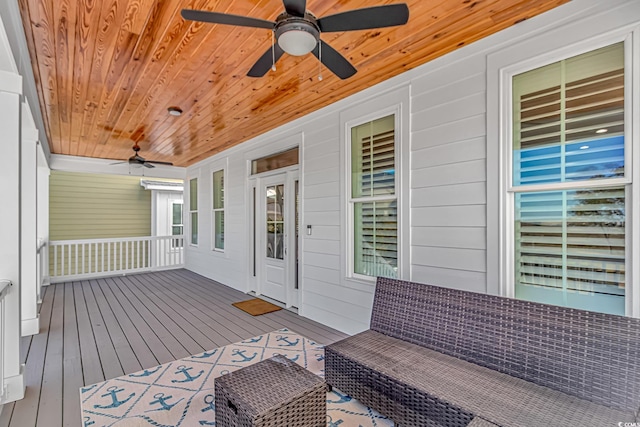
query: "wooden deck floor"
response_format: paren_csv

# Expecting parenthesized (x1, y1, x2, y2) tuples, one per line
(0, 269, 348, 427)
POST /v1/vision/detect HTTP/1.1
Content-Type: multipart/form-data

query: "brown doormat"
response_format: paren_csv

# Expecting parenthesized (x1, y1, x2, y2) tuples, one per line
(232, 298, 282, 316)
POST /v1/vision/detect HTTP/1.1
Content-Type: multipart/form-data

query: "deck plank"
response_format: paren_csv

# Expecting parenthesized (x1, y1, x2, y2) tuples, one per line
(99, 277, 168, 367)
(8, 286, 54, 427)
(150, 271, 258, 340)
(110, 276, 192, 360)
(73, 281, 104, 385)
(127, 274, 220, 349)
(90, 279, 142, 374)
(132, 273, 242, 346)
(121, 274, 209, 354)
(0, 269, 347, 427)
(171, 269, 349, 344)
(79, 280, 124, 380)
(62, 283, 83, 427)
(36, 284, 64, 427)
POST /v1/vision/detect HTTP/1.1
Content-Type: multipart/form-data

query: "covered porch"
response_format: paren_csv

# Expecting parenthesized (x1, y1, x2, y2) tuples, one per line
(0, 269, 346, 427)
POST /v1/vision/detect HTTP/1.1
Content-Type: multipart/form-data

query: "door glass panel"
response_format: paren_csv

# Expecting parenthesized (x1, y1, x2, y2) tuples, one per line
(266, 184, 284, 260)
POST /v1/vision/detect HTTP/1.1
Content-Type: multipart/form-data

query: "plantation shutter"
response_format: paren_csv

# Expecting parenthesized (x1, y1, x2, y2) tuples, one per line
(351, 115, 397, 278)
(512, 42, 626, 314)
(516, 188, 625, 298)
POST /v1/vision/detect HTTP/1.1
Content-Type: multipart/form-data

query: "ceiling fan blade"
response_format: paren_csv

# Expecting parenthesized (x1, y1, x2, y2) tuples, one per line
(143, 163, 156, 169)
(147, 160, 174, 166)
(282, 0, 306, 17)
(312, 40, 357, 80)
(181, 9, 275, 30)
(110, 161, 127, 165)
(317, 4, 409, 32)
(247, 43, 285, 77)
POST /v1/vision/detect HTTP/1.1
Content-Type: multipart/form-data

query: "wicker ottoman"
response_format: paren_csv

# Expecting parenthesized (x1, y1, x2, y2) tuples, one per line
(215, 355, 327, 427)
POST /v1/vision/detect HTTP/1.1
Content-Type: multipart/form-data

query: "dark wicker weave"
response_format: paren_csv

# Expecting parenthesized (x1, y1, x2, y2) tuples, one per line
(215, 355, 326, 427)
(325, 277, 640, 426)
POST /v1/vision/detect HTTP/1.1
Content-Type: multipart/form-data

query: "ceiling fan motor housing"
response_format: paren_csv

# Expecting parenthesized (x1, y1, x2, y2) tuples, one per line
(275, 14, 320, 56)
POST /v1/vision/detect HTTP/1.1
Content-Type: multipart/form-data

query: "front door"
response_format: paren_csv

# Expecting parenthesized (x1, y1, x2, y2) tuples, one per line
(258, 172, 299, 306)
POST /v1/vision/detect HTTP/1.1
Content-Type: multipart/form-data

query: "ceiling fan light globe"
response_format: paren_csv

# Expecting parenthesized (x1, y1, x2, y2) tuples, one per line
(278, 29, 317, 56)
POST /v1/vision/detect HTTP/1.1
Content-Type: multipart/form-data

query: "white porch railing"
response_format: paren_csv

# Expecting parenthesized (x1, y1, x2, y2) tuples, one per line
(0, 279, 11, 403)
(49, 236, 184, 283)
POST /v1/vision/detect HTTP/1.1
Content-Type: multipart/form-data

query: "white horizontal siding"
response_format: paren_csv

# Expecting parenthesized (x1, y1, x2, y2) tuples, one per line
(184, 0, 637, 335)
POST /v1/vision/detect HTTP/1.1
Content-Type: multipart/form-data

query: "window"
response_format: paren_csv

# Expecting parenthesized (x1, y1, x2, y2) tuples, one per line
(509, 42, 628, 315)
(349, 114, 397, 279)
(189, 178, 198, 245)
(212, 169, 224, 251)
(171, 202, 183, 248)
(251, 147, 299, 174)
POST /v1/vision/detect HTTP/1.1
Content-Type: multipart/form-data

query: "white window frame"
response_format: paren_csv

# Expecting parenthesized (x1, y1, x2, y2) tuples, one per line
(170, 200, 184, 248)
(492, 28, 639, 316)
(341, 86, 410, 284)
(188, 176, 199, 247)
(212, 168, 225, 252)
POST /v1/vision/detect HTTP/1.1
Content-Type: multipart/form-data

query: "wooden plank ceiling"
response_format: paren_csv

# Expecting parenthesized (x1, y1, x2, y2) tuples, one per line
(18, 0, 568, 167)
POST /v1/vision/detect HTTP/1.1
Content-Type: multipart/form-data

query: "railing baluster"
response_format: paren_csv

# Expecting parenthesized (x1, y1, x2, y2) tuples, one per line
(53, 245, 58, 277)
(47, 235, 184, 282)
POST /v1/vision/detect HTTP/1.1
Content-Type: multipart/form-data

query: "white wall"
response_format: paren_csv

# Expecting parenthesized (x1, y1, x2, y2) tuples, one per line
(186, 0, 640, 335)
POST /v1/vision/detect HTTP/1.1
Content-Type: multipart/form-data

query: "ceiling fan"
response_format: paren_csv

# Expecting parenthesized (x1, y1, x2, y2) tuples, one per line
(111, 144, 174, 168)
(181, 0, 409, 79)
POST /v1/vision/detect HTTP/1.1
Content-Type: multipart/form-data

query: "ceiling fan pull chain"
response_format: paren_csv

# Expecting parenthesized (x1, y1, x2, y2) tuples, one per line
(318, 41, 323, 81)
(271, 30, 276, 72)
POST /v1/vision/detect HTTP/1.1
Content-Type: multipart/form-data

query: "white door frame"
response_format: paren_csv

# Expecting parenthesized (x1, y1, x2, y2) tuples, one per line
(250, 167, 299, 308)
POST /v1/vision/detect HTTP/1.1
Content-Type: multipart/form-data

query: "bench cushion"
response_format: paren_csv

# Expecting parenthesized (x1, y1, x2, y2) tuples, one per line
(326, 330, 635, 427)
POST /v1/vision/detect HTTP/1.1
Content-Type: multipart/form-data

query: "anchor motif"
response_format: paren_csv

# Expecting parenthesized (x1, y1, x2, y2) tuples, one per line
(129, 366, 162, 377)
(276, 335, 300, 347)
(171, 365, 204, 383)
(81, 384, 97, 394)
(231, 349, 257, 363)
(83, 416, 95, 427)
(316, 353, 325, 362)
(191, 349, 217, 359)
(93, 386, 135, 410)
(327, 416, 344, 427)
(146, 392, 184, 412)
(199, 394, 216, 425)
(242, 335, 263, 344)
(327, 391, 352, 404)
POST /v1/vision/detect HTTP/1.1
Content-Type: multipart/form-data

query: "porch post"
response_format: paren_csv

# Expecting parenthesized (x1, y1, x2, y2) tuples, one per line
(0, 69, 26, 403)
(37, 146, 50, 296)
(21, 102, 39, 336)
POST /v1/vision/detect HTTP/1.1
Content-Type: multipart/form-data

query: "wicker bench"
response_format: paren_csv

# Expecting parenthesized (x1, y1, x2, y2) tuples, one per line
(325, 277, 640, 426)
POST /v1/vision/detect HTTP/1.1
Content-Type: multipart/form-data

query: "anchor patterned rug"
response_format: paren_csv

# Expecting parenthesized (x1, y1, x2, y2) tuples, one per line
(80, 328, 393, 426)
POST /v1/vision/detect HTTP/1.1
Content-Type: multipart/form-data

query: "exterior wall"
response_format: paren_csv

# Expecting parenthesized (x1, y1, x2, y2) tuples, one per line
(49, 171, 151, 240)
(185, 0, 640, 335)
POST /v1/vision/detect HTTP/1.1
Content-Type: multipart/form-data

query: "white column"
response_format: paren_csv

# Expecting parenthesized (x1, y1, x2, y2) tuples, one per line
(37, 145, 50, 297)
(0, 69, 26, 403)
(20, 102, 39, 336)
